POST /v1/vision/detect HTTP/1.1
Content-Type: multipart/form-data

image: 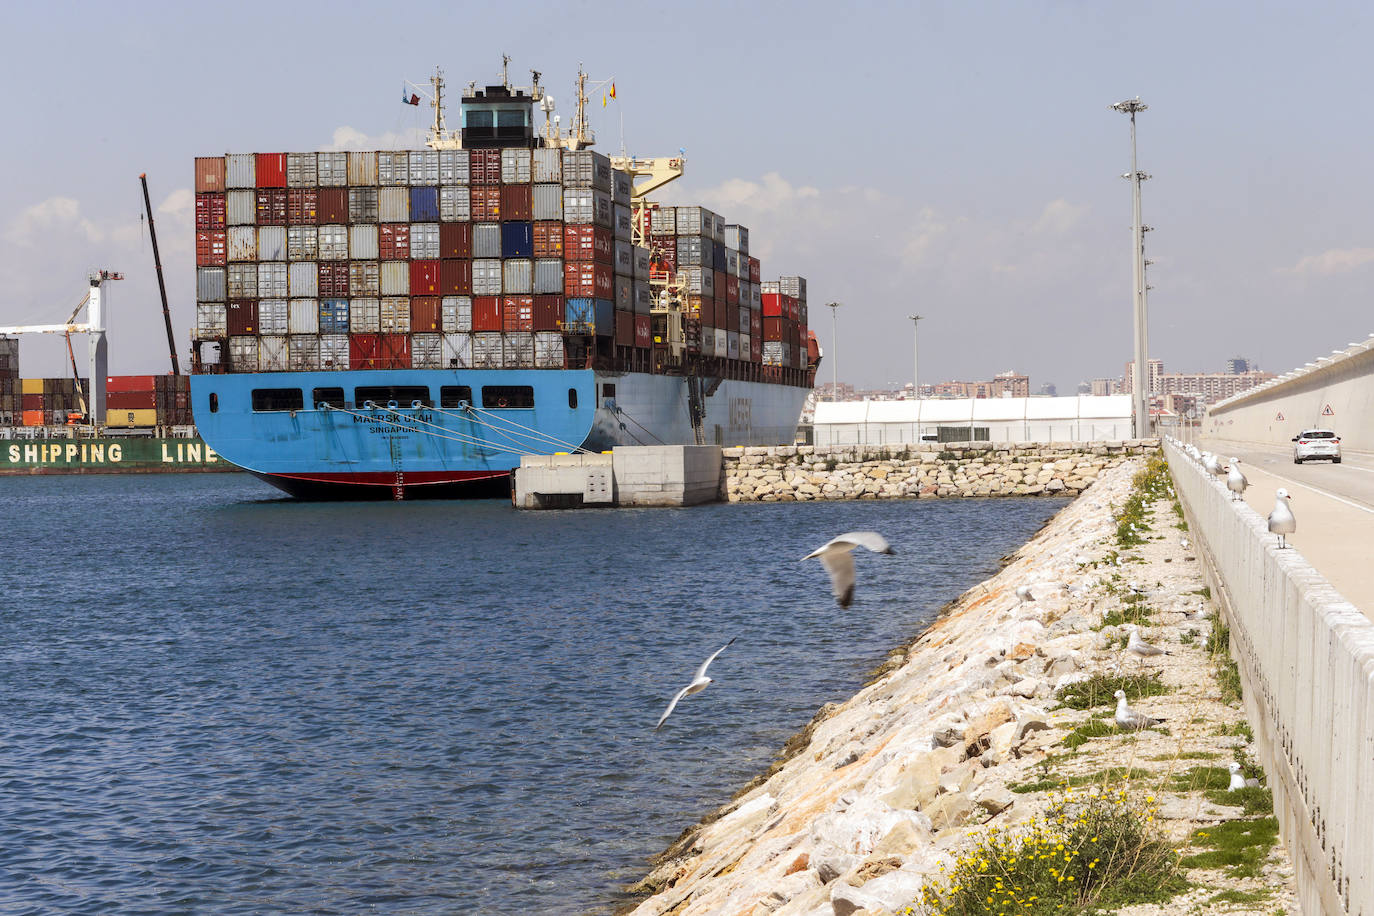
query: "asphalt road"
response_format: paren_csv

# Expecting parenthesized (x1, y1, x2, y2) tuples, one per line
(1195, 437, 1374, 618)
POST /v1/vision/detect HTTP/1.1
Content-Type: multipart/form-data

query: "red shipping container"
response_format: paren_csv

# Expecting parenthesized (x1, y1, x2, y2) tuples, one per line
(196, 230, 227, 266)
(532, 294, 563, 331)
(563, 224, 613, 263)
(379, 223, 411, 260)
(256, 188, 288, 225)
(440, 222, 472, 258)
(378, 334, 411, 369)
(411, 296, 442, 332)
(470, 186, 500, 220)
(470, 150, 501, 184)
(634, 314, 652, 349)
(500, 185, 532, 221)
(227, 300, 258, 335)
(532, 221, 564, 258)
(287, 189, 318, 224)
(440, 259, 472, 295)
(318, 263, 349, 296)
(748, 256, 761, 283)
(195, 193, 226, 230)
(349, 333, 381, 368)
(502, 296, 534, 331)
(762, 292, 784, 317)
(472, 296, 503, 331)
(763, 316, 790, 342)
(614, 309, 634, 347)
(725, 303, 740, 334)
(410, 260, 440, 295)
(713, 270, 727, 301)
(317, 188, 348, 223)
(563, 260, 614, 299)
(749, 309, 762, 336)
(750, 335, 762, 363)
(21, 393, 43, 410)
(107, 391, 158, 410)
(106, 375, 157, 392)
(783, 294, 800, 322)
(195, 157, 225, 193)
(725, 275, 739, 306)
(21, 410, 44, 427)
(255, 153, 288, 188)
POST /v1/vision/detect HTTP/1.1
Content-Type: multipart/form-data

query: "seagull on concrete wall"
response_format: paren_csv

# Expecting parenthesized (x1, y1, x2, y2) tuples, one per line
(1114, 689, 1165, 730)
(1202, 453, 1222, 476)
(802, 531, 895, 608)
(1268, 488, 1295, 549)
(1225, 459, 1248, 501)
(655, 637, 735, 731)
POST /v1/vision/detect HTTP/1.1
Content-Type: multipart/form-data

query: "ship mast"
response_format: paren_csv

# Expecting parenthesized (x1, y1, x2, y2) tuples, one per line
(423, 67, 461, 150)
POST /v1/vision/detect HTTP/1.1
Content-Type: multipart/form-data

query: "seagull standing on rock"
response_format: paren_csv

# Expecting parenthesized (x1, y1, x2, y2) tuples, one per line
(1225, 459, 1248, 501)
(1114, 689, 1165, 730)
(1016, 584, 1035, 604)
(1268, 489, 1295, 549)
(655, 638, 736, 731)
(802, 531, 894, 608)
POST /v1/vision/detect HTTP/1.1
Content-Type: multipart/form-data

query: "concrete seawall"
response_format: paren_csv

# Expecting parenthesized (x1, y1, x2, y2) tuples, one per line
(1165, 439, 1374, 915)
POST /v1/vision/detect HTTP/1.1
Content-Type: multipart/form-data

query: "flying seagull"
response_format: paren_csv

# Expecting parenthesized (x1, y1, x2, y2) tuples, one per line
(802, 531, 894, 608)
(1228, 761, 1260, 791)
(1124, 624, 1172, 667)
(655, 637, 735, 731)
(1114, 689, 1165, 730)
(1225, 459, 1248, 501)
(1268, 488, 1295, 549)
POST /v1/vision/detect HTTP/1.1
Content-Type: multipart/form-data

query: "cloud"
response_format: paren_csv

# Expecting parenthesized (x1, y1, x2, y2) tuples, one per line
(5, 197, 104, 245)
(1032, 198, 1089, 235)
(323, 125, 428, 151)
(158, 188, 194, 219)
(1283, 247, 1374, 276)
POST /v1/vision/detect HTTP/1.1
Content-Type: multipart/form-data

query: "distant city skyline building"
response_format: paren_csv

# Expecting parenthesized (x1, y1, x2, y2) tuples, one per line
(1226, 356, 1253, 374)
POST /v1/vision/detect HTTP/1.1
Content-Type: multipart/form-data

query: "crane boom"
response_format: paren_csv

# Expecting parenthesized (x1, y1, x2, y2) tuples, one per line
(140, 173, 180, 375)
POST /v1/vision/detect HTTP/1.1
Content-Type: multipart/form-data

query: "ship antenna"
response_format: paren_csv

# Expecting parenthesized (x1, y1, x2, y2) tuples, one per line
(502, 53, 511, 89)
(431, 67, 446, 144)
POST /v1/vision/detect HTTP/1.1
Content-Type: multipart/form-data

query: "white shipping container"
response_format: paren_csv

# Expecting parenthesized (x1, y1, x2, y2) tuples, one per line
(760, 280, 780, 294)
(349, 261, 379, 295)
(439, 186, 470, 221)
(411, 332, 443, 368)
(380, 297, 410, 332)
(257, 225, 287, 261)
(726, 331, 740, 361)
(504, 331, 534, 367)
(441, 295, 472, 332)
(288, 262, 318, 297)
(347, 151, 378, 186)
(780, 276, 808, 300)
(501, 148, 532, 183)
(258, 262, 288, 298)
(408, 150, 439, 185)
(227, 226, 256, 261)
(378, 187, 409, 222)
(533, 331, 564, 368)
(287, 152, 318, 187)
(318, 225, 348, 260)
(472, 332, 504, 369)
(632, 245, 651, 279)
(473, 259, 502, 295)
(680, 266, 714, 297)
(739, 307, 751, 335)
(196, 303, 227, 336)
(289, 299, 319, 334)
(350, 297, 380, 333)
(563, 188, 612, 226)
(197, 267, 226, 302)
(380, 262, 410, 296)
(472, 223, 501, 258)
(378, 151, 409, 186)
(650, 206, 676, 235)
(287, 226, 318, 261)
(710, 213, 727, 243)
(259, 335, 290, 371)
(225, 153, 255, 188)
(226, 190, 256, 225)
(532, 184, 563, 220)
(320, 334, 349, 369)
(441, 332, 472, 368)
(532, 148, 562, 183)
(533, 259, 563, 294)
(750, 284, 761, 308)
(674, 206, 718, 237)
(725, 223, 749, 254)
(349, 187, 379, 223)
(259, 300, 289, 335)
(715, 328, 728, 356)
(561, 149, 612, 190)
(614, 275, 632, 312)
(439, 149, 469, 185)
(410, 223, 440, 259)
(227, 264, 257, 298)
(611, 169, 633, 205)
(349, 224, 379, 260)
(762, 340, 788, 367)
(613, 240, 634, 276)
(700, 326, 716, 358)
(228, 335, 258, 371)
(289, 334, 320, 370)
(503, 259, 533, 294)
(317, 151, 347, 186)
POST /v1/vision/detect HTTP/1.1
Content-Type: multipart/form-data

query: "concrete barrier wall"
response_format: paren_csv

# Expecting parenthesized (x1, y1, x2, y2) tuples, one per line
(1205, 344, 1374, 451)
(1165, 440, 1374, 916)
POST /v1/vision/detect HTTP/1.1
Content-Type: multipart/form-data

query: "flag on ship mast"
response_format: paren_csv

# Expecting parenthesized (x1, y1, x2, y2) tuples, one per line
(402, 86, 420, 106)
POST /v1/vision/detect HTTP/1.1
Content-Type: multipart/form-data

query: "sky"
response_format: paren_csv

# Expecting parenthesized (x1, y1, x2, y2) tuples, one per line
(3, 0, 1373, 393)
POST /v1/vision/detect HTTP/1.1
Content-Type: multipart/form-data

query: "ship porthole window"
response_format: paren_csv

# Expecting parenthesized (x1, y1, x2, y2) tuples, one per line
(209, 393, 218, 413)
(568, 388, 578, 409)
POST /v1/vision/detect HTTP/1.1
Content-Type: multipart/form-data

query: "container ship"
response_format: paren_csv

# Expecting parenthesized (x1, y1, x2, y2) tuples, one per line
(188, 65, 819, 499)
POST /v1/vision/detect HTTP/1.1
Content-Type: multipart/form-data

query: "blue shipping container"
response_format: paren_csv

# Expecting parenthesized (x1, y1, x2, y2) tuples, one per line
(319, 298, 350, 333)
(501, 221, 533, 258)
(409, 187, 440, 222)
(564, 297, 614, 336)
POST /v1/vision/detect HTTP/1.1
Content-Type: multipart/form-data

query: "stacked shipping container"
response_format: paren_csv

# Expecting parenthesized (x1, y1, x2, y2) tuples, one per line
(0, 373, 190, 429)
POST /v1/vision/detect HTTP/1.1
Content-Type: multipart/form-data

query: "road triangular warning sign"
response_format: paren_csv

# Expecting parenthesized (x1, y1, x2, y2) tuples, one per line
(1321, 404, 1334, 416)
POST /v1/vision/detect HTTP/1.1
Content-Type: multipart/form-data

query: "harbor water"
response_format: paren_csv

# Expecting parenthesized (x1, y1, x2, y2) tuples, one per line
(0, 474, 1066, 914)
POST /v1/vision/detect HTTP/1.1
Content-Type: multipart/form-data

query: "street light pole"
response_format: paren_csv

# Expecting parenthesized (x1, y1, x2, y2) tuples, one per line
(826, 301, 841, 401)
(1111, 96, 1151, 438)
(907, 314, 923, 398)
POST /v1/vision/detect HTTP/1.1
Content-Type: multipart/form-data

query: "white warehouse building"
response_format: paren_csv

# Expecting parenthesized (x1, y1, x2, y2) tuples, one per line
(812, 396, 1134, 446)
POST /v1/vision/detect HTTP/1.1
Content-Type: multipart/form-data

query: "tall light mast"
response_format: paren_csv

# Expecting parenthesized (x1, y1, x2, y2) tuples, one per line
(1111, 97, 1151, 438)
(826, 302, 841, 400)
(907, 314, 923, 398)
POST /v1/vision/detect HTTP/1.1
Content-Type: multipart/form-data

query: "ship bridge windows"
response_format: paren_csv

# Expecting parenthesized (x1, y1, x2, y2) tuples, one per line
(440, 385, 474, 408)
(481, 385, 534, 409)
(312, 387, 345, 409)
(355, 385, 433, 408)
(251, 388, 305, 411)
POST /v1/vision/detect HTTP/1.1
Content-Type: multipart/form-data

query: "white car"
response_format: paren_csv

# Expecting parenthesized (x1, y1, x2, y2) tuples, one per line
(1292, 428, 1341, 464)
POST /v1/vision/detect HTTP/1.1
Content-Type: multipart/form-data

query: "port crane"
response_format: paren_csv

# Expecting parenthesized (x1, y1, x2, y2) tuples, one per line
(0, 270, 123, 424)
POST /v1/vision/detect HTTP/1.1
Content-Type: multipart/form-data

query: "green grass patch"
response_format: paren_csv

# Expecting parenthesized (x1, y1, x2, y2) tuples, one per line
(1055, 672, 1171, 710)
(1204, 786, 1274, 816)
(1207, 619, 1244, 705)
(1149, 750, 1219, 761)
(1216, 721, 1254, 740)
(1062, 717, 1127, 749)
(1207, 888, 1273, 906)
(1168, 766, 1232, 793)
(1188, 585, 1212, 600)
(1097, 598, 1155, 629)
(1181, 817, 1280, 879)
(1010, 767, 1154, 794)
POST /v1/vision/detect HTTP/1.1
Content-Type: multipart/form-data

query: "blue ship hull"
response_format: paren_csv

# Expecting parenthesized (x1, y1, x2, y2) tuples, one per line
(189, 368, 806, 499)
